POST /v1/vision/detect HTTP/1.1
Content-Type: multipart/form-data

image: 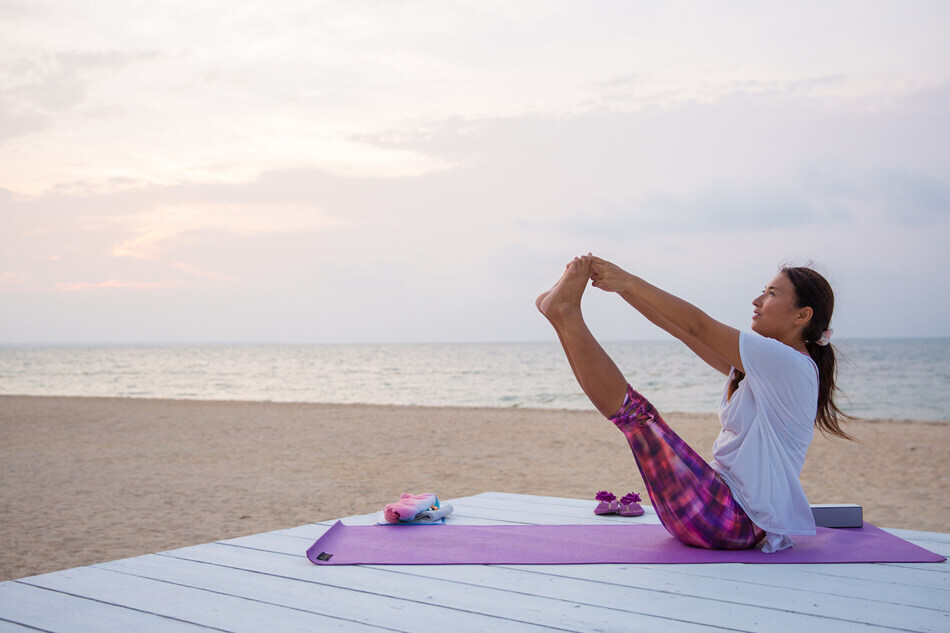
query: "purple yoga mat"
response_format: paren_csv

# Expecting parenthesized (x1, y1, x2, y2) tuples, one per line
(306, 521, 946, 566)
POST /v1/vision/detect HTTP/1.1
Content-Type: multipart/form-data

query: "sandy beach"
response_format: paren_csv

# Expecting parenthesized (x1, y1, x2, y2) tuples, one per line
(2, 394, 947, 581)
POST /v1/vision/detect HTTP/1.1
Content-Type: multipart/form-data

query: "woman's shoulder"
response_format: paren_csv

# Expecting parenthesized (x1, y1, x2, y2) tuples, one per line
(739, 331, 815, 377)
(738, 331, 819, 424)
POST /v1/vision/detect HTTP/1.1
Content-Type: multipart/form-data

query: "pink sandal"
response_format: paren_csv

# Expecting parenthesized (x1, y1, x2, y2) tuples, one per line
(594, 491, 619, 515)
(618, 492, 645, 517)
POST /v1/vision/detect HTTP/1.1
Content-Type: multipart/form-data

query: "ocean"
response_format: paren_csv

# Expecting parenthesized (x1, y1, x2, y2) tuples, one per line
(0, 339, 947, 422)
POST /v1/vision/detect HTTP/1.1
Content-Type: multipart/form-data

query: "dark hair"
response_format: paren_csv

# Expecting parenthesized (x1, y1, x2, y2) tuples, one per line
(781, 265, 854, 440)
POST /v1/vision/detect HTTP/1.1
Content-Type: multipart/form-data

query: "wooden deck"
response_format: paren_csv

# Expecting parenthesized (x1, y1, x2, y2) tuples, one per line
(1, 492, 947, 632)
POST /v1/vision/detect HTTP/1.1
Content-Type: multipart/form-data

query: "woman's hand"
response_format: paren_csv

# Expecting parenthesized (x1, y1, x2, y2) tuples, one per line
(588, 255, 633, 293)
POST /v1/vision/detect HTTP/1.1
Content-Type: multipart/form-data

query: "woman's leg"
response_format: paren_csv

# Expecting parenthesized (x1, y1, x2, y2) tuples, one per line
(536, 256, 628, 418)
(537, 257, 760, 549)
(610, 384, 762, 549)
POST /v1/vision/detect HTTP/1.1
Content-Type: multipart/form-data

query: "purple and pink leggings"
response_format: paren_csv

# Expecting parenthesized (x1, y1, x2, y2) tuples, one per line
(609, 384, 764, 550)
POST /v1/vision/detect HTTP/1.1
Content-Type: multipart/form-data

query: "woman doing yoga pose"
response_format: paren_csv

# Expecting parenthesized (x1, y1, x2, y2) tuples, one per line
(537, 255, 851, 552)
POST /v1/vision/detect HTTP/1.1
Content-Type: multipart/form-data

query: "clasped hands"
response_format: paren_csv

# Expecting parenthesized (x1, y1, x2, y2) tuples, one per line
(583, 254, 631, 294)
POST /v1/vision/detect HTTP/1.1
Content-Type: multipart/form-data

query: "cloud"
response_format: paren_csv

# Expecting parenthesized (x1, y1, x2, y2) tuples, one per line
(0, 107, 48, 142)
(865, 169, 950, 225)
(107, 202, 347, 258)
(170, 261, 234, 282)
(0, 1, 35, 20)
(0, 49, 155, 144)
(88, 202, 349, 292)
(2, 3, 949, 342)
(579, 186, 838, 235)
(6, 3, 946, 197)
(0, 271, 33, 287)
(53, 279, 187, 291)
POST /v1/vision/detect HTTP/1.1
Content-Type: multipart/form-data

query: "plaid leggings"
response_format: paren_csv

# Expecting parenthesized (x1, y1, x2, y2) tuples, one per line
(610, 384, 764, 549)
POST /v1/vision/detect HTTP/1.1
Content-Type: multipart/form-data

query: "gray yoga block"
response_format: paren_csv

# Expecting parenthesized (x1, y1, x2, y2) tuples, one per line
(811, 504, 863, 528)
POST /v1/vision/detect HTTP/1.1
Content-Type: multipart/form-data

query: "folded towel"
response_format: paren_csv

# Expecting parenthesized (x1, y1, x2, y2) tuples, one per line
(415, 503, 454, 523)
(383, 492, 439, 524)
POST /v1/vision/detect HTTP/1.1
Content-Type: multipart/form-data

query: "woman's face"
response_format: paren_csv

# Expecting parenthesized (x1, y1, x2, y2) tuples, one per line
(751, 272, 807, 341)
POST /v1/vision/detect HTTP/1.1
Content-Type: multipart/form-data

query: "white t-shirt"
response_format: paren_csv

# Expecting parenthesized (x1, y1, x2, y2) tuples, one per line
(711, 331, 818, 552)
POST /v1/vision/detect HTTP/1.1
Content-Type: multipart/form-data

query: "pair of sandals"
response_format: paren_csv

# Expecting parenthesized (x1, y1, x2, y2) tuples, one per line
(594, 490, 645, 517)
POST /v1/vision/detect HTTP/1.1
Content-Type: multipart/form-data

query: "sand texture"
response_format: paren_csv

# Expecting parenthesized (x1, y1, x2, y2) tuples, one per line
(2, 395, 947, 581)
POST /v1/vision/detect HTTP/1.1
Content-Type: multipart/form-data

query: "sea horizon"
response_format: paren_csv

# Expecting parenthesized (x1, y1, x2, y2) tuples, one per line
(4, 334, 946, 346)
(1, 338, 948, 422)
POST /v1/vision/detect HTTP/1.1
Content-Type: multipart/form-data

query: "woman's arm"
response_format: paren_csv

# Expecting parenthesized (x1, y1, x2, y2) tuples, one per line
(618, 288, 733, 376)
(589, 255, 744, 374)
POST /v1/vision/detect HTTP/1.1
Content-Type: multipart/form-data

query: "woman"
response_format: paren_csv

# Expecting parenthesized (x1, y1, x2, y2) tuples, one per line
(536, 255, 851, 552)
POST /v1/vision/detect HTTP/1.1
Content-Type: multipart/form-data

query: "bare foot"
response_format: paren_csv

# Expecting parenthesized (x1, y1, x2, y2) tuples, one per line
(535, 262, 566, 312)
(535, 259, 574, 311)
(536, 257, 591, 323)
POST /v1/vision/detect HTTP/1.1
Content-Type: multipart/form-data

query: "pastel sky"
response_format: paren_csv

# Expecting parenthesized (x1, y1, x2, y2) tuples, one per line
(2, 1, 949, 344)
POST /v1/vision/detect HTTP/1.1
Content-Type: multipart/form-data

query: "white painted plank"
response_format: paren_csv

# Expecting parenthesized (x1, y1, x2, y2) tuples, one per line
(277, 523, 338, 538)
(309, 491, 595, 527)
(474, 491, 652, 517)
(159, 542, 735, 633)
(457, 491, 596, 512)
(889, 535, 950, 558)
(617, 558, 948, 592)
(885, 528, 950, 545)
(476, 491, 588, 505)
(767, 561, 950, 588)
(19, 567, 389, 633)
(314, 491, 660, 527)
(181, 541, 937, 633)
(0, 620, 49, 633)
(364, 562, 945, 633)
(451, 493, 662, 524)
(0, 581, 208, 633)
(493, 563, 949, 629)
(0, 621, 44, 633)
(220, 531, 317, 555)
(259, 513, 545, 545)
(448, 502, 656, 526)
(568, 561, 950, 609)
(473, 492, 601, 509)
(882, 561, 950, 576)
(98, 554, 559, 633)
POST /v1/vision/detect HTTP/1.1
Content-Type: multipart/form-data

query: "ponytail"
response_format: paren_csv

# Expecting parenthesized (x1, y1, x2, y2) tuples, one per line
(782, 266, 854, 440)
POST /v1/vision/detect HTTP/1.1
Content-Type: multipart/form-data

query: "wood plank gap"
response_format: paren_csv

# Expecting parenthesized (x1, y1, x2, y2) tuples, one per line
(357, 565, 872, 633)
(150, 550, 591, 633)
(493, 562, 950, 617)
(201, 541, 310, 558)
(12, 580, 231, 633)
(0, 617, 54, 633)
(616, 561, 950, 593)
(876, 562, 950, 576)
(86, 565, 406, 633)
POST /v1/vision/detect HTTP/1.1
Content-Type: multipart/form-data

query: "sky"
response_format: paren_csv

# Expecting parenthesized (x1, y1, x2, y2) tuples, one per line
(2, 1, 949, 344)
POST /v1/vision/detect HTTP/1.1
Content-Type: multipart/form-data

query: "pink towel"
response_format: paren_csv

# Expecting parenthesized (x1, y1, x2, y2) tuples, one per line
(383, 492, 439, 523)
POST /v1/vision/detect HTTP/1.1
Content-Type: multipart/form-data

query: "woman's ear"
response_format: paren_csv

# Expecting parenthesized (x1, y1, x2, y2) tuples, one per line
(796, 306, 814, 325)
